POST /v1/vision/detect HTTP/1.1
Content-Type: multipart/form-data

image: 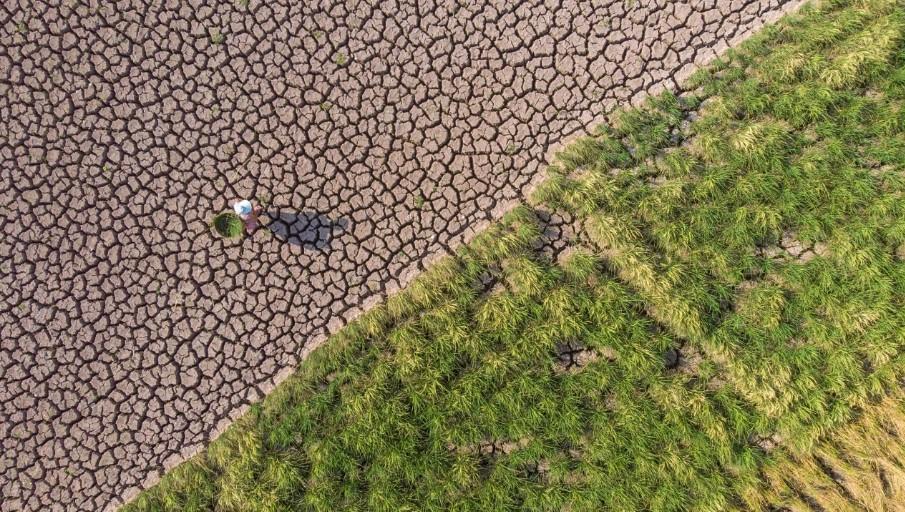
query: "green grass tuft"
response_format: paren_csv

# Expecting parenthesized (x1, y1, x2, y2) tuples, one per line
(211, 212, 243, 238)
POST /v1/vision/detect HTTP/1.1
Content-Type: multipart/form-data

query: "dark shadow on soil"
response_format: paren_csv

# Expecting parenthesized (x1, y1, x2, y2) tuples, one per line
(264, 210, 349, 250)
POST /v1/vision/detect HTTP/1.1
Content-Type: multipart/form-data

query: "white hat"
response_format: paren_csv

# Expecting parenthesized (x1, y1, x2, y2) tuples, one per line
(233, 200, 253, 216)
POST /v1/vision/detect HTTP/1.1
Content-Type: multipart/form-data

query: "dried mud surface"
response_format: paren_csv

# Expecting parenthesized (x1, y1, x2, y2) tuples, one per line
(1, 1, 801, 509)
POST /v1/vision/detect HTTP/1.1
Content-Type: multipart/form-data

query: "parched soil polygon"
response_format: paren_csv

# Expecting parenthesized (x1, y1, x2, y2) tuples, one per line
(1, 1, 803, 510)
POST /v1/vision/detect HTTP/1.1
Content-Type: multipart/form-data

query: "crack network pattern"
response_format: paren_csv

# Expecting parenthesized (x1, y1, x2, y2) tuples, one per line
(2, 0, 802, 509)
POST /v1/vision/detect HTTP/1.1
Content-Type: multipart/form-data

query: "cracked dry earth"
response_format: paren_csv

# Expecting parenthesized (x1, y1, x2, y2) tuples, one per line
(2, 0, 803, 510)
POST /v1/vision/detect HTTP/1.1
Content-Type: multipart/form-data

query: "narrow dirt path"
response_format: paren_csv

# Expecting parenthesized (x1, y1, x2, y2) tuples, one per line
(1, 1, 803, 509)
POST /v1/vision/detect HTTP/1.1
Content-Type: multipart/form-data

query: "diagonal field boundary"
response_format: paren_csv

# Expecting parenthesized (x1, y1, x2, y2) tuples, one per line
(1, 1, 809, 509)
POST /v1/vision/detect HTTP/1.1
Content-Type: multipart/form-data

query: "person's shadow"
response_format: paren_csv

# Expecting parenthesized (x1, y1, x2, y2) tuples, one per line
(264, 210, 349, 250)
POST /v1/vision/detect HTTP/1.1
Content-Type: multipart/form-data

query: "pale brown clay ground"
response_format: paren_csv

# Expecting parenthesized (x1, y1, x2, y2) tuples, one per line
(1, 1, 804, 510)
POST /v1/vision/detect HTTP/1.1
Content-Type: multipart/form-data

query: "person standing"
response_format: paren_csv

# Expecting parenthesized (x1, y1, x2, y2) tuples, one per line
(233, 199, 263, 235)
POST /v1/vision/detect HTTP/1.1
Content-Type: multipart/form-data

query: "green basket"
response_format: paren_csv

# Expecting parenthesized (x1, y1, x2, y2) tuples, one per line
(212, 212, 244, 238)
